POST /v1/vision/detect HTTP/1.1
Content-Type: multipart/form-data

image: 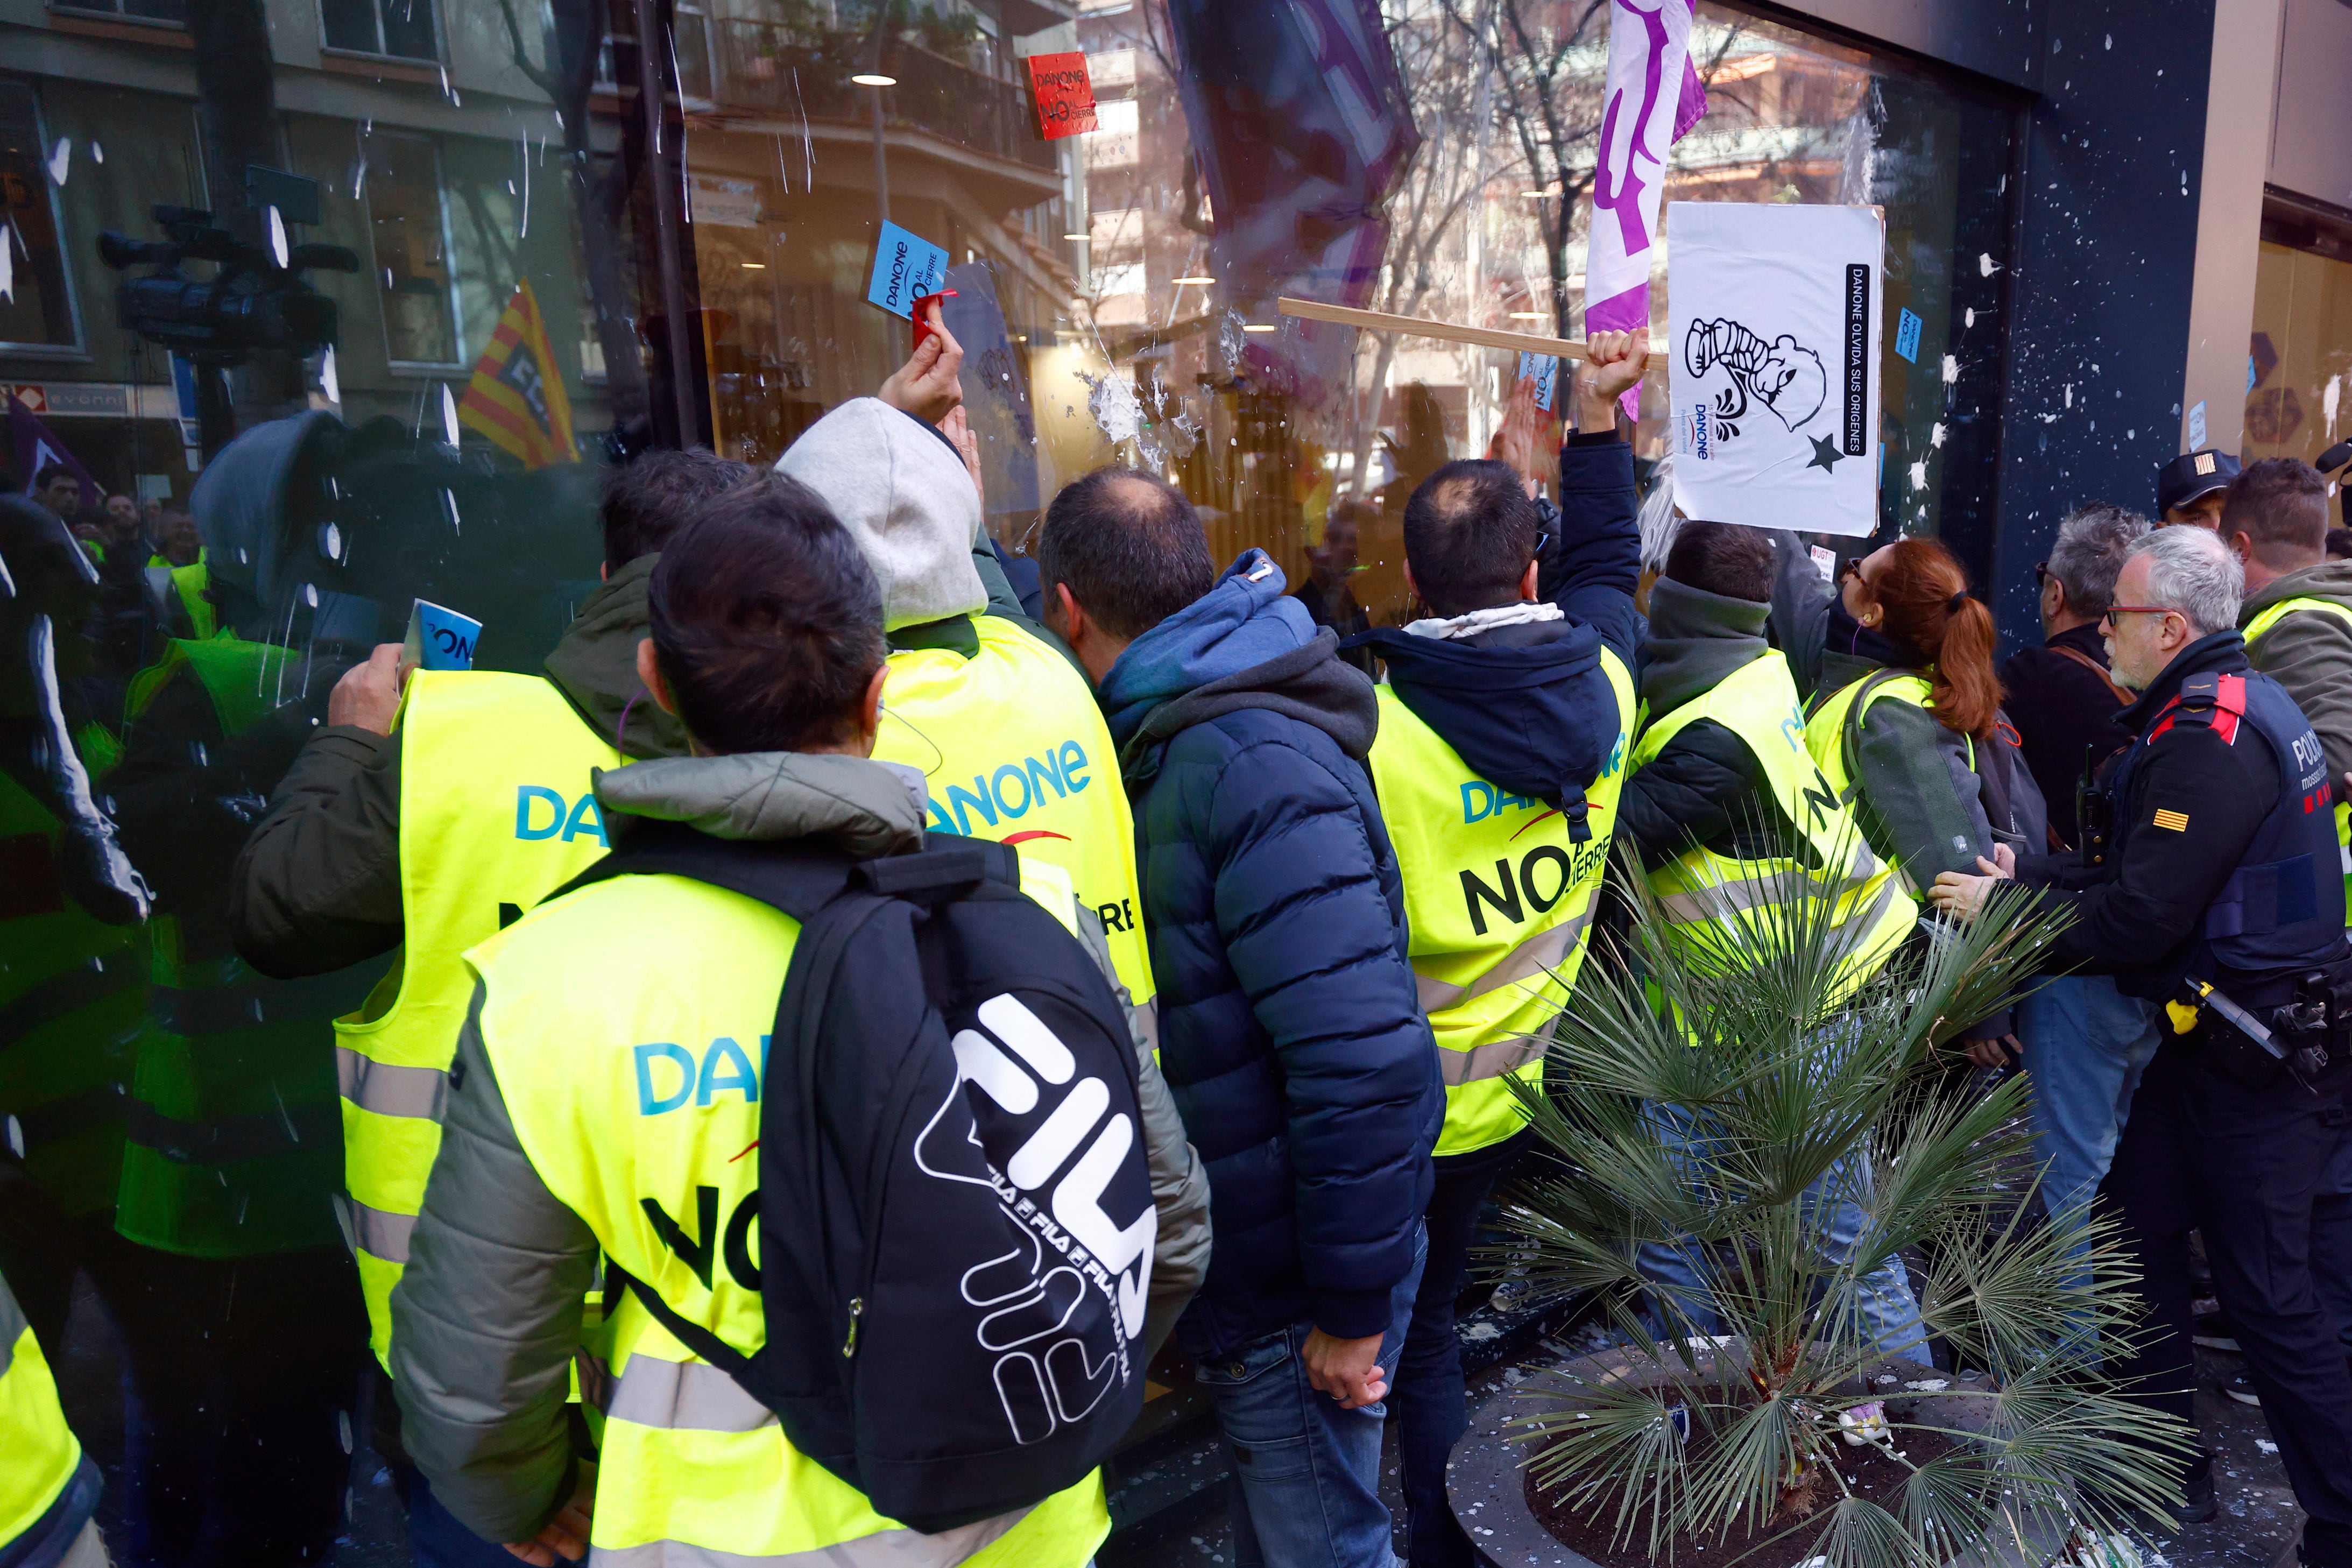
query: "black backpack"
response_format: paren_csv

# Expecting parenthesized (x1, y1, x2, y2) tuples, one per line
(564, 820, 1155, 1534)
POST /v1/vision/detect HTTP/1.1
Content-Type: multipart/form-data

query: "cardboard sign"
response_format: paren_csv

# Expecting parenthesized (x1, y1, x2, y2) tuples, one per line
(404, 599, 482, 674)
(1516, 351, 1559, 413)
(1027, 52, 1099, 140)
(1670, 202, 1883, 539)
(866, 222, 950, 320)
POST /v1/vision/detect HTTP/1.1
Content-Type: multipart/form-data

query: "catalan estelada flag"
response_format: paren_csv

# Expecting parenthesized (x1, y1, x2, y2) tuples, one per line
(457, 280, 576, 468)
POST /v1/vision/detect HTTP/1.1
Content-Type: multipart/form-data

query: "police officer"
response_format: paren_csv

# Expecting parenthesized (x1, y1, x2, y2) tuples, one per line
(228, 448, 751, 1561)
(1341, 333, 1643, 1568)
(774, 310, 1156, 1021)
(1933, 525, 2352, 1557)
(389, 477, 1208, 1566)
(0, 1265, 106, 1568)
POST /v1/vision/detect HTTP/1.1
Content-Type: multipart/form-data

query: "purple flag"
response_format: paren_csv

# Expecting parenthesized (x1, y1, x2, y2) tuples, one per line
(1586, 0, 1707, 418)
(8, 394, 98, 501)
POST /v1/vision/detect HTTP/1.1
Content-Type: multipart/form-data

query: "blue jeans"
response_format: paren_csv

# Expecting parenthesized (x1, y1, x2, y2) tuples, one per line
(1194, 1226, 1426, 1568)
(2017, 974, 2160, 1232)
(1634, 1102, 1929, 1365)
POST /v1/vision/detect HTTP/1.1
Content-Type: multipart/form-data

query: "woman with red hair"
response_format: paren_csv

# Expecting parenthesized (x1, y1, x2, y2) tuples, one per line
(1776, 533, 2046, 1057)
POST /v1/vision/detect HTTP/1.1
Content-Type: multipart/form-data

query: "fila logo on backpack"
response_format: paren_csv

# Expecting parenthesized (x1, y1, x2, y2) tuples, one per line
(572, 824, 1154, 1535)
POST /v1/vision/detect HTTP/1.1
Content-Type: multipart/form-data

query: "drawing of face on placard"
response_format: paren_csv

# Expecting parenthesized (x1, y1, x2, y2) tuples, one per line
(1682, 317, 1827, 445)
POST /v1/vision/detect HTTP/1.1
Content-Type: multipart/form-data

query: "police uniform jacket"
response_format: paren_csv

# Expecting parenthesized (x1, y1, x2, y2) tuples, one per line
(2014, 630, 2342, 999)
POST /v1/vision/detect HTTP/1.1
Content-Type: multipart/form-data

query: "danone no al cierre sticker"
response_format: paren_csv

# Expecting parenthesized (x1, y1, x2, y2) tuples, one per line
(1027, 51, 1098, 139)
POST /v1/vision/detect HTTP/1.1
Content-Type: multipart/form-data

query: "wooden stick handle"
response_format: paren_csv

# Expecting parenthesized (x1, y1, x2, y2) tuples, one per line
(1276, 296, 1664, 371)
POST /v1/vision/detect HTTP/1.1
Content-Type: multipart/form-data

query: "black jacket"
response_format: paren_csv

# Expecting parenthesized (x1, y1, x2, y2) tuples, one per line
(2000, 623, 2130, 850)
(2015, 632, 2311, 999)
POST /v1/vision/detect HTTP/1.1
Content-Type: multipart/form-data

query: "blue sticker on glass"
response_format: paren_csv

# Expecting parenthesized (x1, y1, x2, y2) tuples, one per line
(1516, 351, 1559, 412)
(1894, 308, 1922, 365)
(867, 221, 950, 320)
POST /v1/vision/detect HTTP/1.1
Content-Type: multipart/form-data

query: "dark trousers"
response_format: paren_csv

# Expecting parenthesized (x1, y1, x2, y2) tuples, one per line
(102, 1243, 364, 1567)
(1393, 1129, 1529, 1568)
(2103, 1043, 2352, 1566)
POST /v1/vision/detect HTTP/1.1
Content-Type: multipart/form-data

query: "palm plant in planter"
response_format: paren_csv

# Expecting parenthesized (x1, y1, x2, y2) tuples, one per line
(1499, 862, 2195, 1568)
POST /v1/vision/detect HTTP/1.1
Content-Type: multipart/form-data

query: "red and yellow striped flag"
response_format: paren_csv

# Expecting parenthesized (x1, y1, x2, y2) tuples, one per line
(457, 280, 577, 468)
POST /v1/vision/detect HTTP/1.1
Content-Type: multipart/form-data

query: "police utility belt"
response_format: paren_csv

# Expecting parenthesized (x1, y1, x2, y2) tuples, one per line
(2163, 966, 2352, 1092)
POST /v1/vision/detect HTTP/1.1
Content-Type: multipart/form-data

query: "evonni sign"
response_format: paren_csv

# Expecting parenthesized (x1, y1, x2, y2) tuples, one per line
(1669, 202, 1883, 538)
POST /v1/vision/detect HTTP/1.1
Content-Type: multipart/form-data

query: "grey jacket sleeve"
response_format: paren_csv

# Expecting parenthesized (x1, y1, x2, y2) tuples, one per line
(1850, 698, 1997, 888)
(1768, 531, 1834, 698)
(2249, 605, 2352, 787)
(391, 983, 598, 1545)
(1075, 906, 1210, 1360)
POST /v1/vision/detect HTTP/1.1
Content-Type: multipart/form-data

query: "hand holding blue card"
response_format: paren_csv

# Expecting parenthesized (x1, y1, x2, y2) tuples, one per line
(1516, 351, 1559, 412)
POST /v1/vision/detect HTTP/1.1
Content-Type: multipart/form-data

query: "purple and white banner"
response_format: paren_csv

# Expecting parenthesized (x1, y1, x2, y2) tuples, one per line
(1586, 0, 1706, 418)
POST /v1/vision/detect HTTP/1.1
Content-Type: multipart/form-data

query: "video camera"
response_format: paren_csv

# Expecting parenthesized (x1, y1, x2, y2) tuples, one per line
(98, 203, 359, 365)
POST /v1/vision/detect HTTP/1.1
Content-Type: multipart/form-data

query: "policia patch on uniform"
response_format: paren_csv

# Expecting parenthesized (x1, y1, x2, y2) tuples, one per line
(2152, 808, 2190, 832)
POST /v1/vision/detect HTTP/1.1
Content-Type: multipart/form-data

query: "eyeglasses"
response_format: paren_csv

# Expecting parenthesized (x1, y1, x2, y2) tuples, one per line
(2102, 605, 2179, 621)
(1839, 557, 1866, 584)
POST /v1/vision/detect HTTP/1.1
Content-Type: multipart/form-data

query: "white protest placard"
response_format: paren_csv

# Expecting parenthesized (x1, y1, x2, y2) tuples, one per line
(1669, 202, 1882, 538)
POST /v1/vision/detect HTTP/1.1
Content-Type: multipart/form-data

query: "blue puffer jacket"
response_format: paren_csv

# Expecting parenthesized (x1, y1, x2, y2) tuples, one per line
(1101, 550, 1443, 1359)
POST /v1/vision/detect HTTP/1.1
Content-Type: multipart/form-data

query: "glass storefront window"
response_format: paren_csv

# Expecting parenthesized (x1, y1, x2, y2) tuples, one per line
(0, 0, 2025, 1557)
(2248, 196, 2352, 529)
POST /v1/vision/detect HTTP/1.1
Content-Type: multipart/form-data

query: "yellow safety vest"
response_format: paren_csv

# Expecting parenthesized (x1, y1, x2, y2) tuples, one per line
(1367, 649, 1635, 1155)
(875, 615, 1154, 1011)
(335, 670, 624, 1370)
(0, 766, 142, 1221)
(148, 550, 217, 640)
(2244, 595, 2352, 924)
(463, 867, 1110, 1567)
(0, 1275, 82, 1552)
(1628, 650, 1915, 1002)
(1801, 671, 1978, 892)
(116, 637, 371, 1257)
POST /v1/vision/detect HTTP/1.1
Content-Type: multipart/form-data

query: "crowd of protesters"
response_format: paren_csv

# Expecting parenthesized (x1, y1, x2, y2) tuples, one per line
(4, 302, 2352, 1568)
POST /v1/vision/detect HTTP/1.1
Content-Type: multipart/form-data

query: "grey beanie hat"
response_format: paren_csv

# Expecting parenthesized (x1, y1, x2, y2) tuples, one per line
(774, 398, 985, 632)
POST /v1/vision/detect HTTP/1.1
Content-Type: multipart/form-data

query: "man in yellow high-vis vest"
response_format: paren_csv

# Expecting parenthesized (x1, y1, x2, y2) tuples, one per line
(0, 1266, 106, 1568)
(1337, 334, 1644, 1568)
(1616, 520, 1924, 1360)
(2221, 456, 2352, 1368)
(391, 476, 1207, 1567)
(774, 314, 1157, 1029)
(229, 449, 754, 1559)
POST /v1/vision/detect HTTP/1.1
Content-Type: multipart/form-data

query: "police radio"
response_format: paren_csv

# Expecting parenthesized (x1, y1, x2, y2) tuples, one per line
(2076, 743, 2115, 868)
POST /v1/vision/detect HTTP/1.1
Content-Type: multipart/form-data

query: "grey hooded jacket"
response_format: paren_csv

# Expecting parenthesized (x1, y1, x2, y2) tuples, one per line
(390, 751, 1211, 1544)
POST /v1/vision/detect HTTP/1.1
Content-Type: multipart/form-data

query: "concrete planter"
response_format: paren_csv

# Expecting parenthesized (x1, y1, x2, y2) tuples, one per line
(1444, 1339, 1999, 1568)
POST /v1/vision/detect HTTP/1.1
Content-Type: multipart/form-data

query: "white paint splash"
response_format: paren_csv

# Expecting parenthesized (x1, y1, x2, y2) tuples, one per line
(0, 221, 13, 304)
(1908, 459, 1929, 492)
(1079, 369, 1143, 446)
(2325, 372, 2341, 439)
(2065, 383, 2074, 408)
(268, 206, 289, 269)
(1978, 253, 1998, 277)
(320, 344, 341, 405)
(1941, 354, 1960, 386)
(89, 141, 103, 165)
(46, 138, 69, 186)
(440, 383, 461, 448)
(1963, 307, 1975, 329)
(1930, 421, 1946, 448)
